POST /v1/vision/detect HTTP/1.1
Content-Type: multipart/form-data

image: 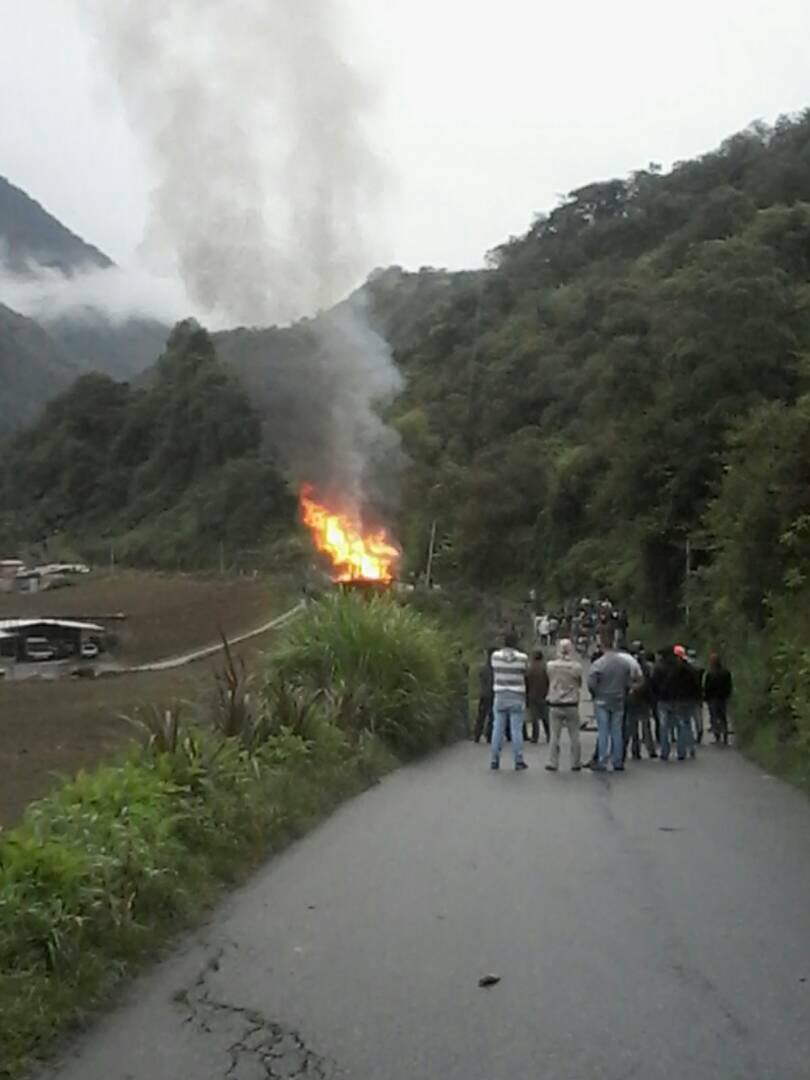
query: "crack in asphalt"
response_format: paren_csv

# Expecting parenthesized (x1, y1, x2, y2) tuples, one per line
(174, 950, 341, 1079)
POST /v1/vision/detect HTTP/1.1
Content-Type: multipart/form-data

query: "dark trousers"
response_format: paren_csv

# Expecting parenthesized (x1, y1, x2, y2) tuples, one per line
(708, 699, 729, 744)
(524, 701, 550, 743)
(475, 697, 494, 743)
(628, 704, 657, 758)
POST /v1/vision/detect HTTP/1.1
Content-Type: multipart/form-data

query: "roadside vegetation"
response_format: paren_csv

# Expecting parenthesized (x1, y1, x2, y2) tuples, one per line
(0, 595, 461, 1078)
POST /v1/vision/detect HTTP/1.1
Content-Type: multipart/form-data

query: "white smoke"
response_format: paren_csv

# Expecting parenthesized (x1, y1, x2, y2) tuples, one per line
(80, 0, 402, 509)
(82, 0, 384, 326)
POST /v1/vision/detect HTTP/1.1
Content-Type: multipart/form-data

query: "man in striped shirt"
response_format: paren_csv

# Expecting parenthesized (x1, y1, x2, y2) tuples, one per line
(490, 630, 530, 771)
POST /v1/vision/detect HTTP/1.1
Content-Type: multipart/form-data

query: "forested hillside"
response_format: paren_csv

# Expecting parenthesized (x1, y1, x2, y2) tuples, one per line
(364, 112, 810, 764)
(365, 115, 810, 624)
(0, 320, 295, 568)
(0, 304, 79, 436)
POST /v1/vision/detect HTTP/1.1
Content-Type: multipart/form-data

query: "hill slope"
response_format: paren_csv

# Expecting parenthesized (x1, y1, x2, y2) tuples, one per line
(0, 303, 80, 437)
(0, 175, 111, 275)
(0, 175, 170, 411)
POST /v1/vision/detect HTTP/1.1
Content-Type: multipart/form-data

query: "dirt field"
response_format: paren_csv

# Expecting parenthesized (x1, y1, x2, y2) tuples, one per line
(0, 571, 300, 828)
(0, 619, 295, 829)
(0, 570, 289, 664)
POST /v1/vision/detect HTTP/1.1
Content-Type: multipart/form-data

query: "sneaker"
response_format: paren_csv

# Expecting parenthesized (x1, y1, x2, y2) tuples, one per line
(571, 765, 582, 772)
(649, 751, 658, 759)
(544, 763, 558, 772)
(613, 765, 625, 772)
(490, 760, 500, 771)
(515, 760, 529, 772)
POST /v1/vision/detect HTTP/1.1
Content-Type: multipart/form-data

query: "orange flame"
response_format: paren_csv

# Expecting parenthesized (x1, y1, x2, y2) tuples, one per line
(299, 486, 400, 583)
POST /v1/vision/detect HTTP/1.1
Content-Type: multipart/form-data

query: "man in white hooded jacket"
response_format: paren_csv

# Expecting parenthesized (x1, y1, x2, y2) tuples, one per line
(545, 638, 584, 771)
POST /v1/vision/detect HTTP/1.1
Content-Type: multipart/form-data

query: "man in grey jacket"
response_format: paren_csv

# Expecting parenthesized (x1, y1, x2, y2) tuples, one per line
(587, 642, 635, 771)
(545, 638, 583, 771)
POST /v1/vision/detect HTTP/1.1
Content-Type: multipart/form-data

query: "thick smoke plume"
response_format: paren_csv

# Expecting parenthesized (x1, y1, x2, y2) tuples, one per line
(83, 0, 401, 510)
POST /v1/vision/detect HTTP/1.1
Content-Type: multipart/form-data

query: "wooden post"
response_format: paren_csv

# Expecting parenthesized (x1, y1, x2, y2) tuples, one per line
(425, 520, 438, 588)
(685, 537, 692, 625)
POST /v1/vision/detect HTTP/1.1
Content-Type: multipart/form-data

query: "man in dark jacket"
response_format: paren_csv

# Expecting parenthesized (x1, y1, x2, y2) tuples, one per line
(704, 653, 733, 745)
(654, 645, 702, 761)
(525, 649, 550, 743)
(626, 641, 657, 760)
(473, 647, 496, 744)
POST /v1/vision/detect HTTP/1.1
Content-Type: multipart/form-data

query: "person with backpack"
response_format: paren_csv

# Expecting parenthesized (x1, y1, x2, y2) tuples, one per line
(704, 653, 733, 745)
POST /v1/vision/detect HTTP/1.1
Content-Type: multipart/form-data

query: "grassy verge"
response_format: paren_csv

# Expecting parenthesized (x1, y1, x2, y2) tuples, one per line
(0, 595, 460, 1078)
(741, 725, 810, 795)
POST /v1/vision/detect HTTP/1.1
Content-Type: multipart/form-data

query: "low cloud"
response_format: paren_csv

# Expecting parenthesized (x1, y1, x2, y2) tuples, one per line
(0, 258, 196, 327)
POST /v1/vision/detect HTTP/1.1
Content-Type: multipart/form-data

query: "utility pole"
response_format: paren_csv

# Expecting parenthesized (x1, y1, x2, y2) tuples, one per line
(685, 537, 692, 625)
(425, 520, 438, 589)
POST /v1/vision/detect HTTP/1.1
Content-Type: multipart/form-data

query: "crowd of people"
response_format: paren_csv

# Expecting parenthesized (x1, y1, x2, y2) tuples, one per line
(474, 605, 734, 773)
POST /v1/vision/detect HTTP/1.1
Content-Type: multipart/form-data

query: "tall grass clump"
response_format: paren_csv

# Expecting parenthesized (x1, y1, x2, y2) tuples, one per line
(266, 593, 462, 757)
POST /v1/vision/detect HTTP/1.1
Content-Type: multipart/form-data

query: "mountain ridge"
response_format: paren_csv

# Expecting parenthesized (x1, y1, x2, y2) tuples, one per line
(0, 175, 112, 275)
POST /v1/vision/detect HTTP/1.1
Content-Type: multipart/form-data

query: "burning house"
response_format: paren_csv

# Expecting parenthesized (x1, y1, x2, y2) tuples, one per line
(299, 486, 400, 590)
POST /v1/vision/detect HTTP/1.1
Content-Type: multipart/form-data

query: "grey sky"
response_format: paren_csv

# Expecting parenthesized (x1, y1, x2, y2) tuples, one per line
(2, 0, 810, 283)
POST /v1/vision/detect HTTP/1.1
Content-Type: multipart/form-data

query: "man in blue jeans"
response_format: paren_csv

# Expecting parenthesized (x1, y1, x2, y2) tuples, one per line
(490, 631, 530, 771)
(654, 645, 701, 761)
(587, 641, 635, 771)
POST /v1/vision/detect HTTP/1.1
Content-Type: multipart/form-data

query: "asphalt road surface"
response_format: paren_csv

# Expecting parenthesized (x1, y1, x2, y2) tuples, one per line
(42, 737, 810, 1080)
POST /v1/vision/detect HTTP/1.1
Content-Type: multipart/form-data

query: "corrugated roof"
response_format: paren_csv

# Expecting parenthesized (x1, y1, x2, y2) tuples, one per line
(0, 618, 104, 633)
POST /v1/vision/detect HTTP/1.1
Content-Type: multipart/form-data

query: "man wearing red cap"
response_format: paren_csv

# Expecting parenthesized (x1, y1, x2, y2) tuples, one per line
(654, 645, 701, 761)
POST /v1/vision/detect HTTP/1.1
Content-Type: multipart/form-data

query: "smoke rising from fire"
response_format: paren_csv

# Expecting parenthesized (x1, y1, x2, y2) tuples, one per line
(82, 0, 402, 510)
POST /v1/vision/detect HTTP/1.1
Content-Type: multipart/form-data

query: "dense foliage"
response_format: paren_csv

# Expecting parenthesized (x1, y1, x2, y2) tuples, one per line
(0, 320, 296, 568)
(366, 116, 810, 612)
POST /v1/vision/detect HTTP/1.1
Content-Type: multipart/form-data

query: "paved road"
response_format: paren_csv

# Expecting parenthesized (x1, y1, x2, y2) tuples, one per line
(42, 738, 810, 1080)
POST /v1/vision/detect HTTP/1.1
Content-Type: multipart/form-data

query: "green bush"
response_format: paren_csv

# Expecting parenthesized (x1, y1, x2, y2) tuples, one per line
(265, 594, 462, 756)
(0, 723, 394, 1078)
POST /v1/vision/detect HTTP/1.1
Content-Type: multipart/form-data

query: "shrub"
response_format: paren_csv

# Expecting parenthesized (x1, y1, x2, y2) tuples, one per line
(265, 593, 462, 756)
